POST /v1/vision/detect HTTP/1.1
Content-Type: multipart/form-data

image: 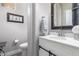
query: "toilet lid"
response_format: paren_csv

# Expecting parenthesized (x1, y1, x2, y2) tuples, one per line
(19, 43, 28, 48)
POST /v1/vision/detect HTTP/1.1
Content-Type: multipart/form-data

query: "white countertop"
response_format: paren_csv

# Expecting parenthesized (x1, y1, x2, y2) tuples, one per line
(39, 35, 79, 48)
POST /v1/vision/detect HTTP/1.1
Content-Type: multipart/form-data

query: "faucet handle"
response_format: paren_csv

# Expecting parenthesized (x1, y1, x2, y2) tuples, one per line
(57, 31, 61, 36)
(57, 30, 65, 37)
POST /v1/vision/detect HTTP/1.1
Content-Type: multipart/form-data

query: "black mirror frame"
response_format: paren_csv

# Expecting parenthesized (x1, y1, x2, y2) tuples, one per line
(51, 3, 76, 30)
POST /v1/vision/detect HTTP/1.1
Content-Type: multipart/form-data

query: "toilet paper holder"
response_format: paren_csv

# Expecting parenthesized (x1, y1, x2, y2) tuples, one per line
(13, 39, 19, 45)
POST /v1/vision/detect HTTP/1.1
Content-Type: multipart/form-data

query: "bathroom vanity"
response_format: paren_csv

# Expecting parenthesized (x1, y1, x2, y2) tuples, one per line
(39, 35, 79, 56)
(38, 3, 79, 56)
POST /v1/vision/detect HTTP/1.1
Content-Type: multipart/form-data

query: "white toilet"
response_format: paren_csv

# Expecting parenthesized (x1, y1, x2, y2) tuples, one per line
(19, 42, 28, 56)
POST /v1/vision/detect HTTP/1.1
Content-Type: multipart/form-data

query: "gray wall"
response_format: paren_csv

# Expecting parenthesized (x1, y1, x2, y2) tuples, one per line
(34, 3, 50, 55)
(0, 3, 28, 52)
(27, 3, 36, 56)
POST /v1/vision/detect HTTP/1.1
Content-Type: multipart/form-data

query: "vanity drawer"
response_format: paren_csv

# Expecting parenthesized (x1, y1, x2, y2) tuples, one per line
(39, 38, 79, 56)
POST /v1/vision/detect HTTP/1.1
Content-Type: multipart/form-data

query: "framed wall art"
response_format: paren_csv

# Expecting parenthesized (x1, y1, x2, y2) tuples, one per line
(7, 13, 24, 23)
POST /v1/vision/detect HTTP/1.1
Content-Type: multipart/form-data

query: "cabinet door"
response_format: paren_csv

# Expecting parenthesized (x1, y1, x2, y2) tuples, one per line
(39, 48, 49, 56)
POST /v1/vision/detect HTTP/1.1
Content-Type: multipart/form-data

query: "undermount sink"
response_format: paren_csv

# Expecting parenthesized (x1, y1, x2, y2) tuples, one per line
(19, 42, 28, 49)
(49, 36, 66, 40)
(46, 35, 66, 40)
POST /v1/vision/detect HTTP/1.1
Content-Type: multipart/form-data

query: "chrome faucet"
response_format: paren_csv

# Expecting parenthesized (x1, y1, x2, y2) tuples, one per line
(58, 30, 62, 36)
(58, 29, 65, 37)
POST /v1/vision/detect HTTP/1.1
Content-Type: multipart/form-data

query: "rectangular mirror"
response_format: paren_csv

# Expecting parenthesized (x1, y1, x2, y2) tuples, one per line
(51, 3, 74, 29)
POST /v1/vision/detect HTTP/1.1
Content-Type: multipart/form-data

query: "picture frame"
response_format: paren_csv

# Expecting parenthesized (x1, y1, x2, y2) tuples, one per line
(7, 13, 24, 23)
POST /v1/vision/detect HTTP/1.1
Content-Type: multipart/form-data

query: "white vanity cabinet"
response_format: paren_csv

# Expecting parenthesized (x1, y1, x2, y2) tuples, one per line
(39, 36, 79, 56)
